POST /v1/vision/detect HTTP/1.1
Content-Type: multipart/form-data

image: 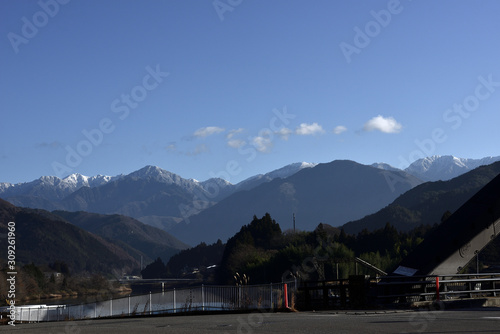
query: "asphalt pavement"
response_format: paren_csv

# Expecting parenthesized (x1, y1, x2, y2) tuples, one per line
(2, 308, 500, 333)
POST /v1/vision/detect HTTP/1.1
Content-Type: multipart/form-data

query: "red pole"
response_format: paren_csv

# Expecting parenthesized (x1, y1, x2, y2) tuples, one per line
(436, 276, 440, 301)
(284, 283, 289, 308)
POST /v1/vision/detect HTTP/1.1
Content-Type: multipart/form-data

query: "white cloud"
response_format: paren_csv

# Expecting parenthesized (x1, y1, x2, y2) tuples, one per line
(295, 122, 325, 135)
(227, 139, 246, 149)
(275, 127, 293, 140)
(363, 115, 402, 134)
(226, 128, 246, 148)
(226, 128, 244, 138)
(193, 126, 225, 138)
(252, 135, 273, 153)
(333, 125, 347, 135)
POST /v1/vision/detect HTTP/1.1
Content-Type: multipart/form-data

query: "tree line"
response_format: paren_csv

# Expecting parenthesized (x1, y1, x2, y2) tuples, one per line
(142, 213, 449, 284)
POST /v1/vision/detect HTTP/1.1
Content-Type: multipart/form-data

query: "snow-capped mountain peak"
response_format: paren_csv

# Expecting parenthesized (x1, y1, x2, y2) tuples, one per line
(60, 173, 121, 189)
(405, 155, 500, 181)
(63, 173, 89, 186)
(371, 162, 401, 172)
(128, 165, 178, 182)
(265, 162, 318, 179)
(235, 162, 317, 190)
(132, 165, 168, 177)
(127, 165, 208, 194)
(2, 157, 499, 214)
(0, 172, 118, 202)
(201, 178, 232, 187)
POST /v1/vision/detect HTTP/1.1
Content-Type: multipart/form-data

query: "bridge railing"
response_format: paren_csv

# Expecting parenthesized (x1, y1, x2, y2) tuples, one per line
(296, 273, 500, 309)
(13, 281, 296, 323)
(373, 273, 500, 304)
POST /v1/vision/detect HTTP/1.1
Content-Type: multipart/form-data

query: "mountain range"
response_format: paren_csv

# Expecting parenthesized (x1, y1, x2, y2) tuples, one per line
(0, 198, 188, 275)
(343, 161, 500, 234)
(0, 162, 318, 231)
(0, 174, 122, 202)
(402, 155, 500, 181)
(169, 160, 422, 245)
(53, 210, 189, 262)
(0, 199, 137, 275)
(1, 155, 499, 247)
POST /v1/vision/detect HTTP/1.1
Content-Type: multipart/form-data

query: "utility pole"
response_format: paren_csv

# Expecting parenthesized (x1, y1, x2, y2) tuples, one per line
(293, 213, 296, 233)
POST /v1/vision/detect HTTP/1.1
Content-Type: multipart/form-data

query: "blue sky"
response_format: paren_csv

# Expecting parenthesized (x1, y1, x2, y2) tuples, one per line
(1, 0, 500, 184)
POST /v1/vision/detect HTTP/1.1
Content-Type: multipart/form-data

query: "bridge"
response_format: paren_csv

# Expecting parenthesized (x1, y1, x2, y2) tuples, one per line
(395, 171, 500, 276)
(118, 278, 199, 284)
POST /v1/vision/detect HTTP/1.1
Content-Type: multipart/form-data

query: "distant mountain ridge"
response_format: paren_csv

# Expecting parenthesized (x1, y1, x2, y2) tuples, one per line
(0, 199, 188, 275)
(235, 162, 317, 191)
(343, 160, 500, 234)
(1, 155, 499, 246)
(53, 210, 189, 263)
(0, 162, 317, 226)
(0, 173, 123, 204)
(370, 155, 500, 181)
(370, 163, 402, 172)
(0, 163, 316, 202)
(169, 160, 423, 245)
(3, 156, 496, 199)
(404, 155, 500, 181)
(0, 199, 138, 274)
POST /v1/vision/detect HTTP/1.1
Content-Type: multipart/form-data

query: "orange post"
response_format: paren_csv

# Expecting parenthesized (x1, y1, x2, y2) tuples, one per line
(436, 276, 440, 301)
(284, 283, 289, 308)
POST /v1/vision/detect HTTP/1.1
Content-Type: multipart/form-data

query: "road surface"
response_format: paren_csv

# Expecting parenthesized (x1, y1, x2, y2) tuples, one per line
(2, 308, 500, 333)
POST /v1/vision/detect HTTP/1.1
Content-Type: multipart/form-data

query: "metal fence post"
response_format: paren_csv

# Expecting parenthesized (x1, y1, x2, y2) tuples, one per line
(173, 288, 176, 313)
(110, 298, 113, 317)
(128, 295, 131, 315)
(270, 283, 273, 309)
(149, 292, 152, 315)
(238, 285, 242, 309)
(202, 284, 205, 311)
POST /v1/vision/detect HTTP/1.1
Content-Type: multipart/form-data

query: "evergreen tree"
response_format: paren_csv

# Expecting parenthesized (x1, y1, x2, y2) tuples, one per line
(141, 257, 167, 279)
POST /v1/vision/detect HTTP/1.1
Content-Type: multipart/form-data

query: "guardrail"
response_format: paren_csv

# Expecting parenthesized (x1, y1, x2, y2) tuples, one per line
(373, 273, 500, 304)
(296, 273, 500, 309)
(12, 281, 296, 323)
(12, 274, 499, 321)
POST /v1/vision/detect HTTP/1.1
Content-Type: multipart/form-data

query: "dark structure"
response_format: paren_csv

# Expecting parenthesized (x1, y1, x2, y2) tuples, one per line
(394, 172, 500, 276)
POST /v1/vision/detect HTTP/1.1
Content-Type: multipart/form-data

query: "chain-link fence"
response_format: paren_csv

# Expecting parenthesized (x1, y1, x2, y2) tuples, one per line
(14, 281, 296, 323)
